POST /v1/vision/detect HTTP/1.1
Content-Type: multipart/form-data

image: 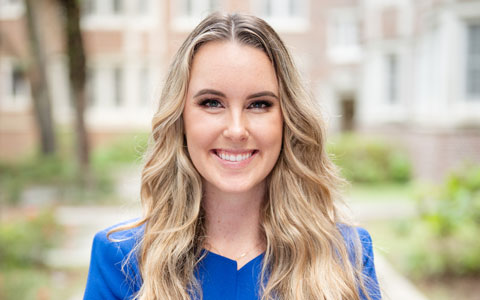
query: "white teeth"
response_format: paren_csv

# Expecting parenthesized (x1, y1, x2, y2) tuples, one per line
(217, 150, 253, 162)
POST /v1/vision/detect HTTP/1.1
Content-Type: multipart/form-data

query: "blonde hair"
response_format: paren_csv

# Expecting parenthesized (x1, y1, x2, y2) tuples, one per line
(112, 13, 371, 300)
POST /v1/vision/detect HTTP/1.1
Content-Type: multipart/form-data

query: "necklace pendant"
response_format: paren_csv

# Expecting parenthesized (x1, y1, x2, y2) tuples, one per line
(237, 252, 248, 260)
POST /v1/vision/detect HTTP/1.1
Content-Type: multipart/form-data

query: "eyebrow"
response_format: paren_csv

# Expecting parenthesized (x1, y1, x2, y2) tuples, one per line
(193, 89, 279, 100)
(247, 91, 279, 100)
(194, 89, 226, 98)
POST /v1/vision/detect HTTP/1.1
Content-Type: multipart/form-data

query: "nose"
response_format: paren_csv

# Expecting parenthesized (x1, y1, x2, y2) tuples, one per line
(223, 109, 249, 141)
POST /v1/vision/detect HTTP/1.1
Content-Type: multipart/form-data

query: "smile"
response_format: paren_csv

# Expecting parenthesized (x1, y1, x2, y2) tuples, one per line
(214, 149, 257, 162)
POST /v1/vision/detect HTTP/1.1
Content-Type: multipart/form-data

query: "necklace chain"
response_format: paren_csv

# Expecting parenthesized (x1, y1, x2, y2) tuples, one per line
(206, 241, 263, 261)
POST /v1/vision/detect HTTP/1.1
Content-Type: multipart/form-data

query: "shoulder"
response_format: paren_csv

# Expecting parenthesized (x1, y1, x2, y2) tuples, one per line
(84, 220, 144, 299)
(338, 225, 376, 269)
(337, 224, 373, 254)
(92, 220, 144, 256)
(338, 224, 381, 299)
(90, 219, 144, 280)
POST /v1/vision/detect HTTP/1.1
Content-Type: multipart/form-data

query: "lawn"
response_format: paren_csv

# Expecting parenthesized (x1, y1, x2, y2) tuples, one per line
(346, 182, 414, 203)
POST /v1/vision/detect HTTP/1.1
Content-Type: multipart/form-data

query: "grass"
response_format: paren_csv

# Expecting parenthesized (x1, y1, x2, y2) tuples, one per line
(346, 182, 414, 203)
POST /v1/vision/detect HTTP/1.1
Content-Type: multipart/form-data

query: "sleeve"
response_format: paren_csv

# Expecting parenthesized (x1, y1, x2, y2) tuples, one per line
(357, 227, 382, 300)
(83, 228, 138, 300)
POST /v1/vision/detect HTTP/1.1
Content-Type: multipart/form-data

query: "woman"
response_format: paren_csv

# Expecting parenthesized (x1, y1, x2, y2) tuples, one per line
(84, 13, 381, 300)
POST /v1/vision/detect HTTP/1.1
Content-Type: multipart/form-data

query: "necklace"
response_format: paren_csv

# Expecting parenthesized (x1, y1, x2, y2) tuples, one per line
(206, 241, 264, 261)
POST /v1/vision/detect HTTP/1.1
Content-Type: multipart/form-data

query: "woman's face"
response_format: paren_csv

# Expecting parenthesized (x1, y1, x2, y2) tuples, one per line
(183, 41, 283, 195)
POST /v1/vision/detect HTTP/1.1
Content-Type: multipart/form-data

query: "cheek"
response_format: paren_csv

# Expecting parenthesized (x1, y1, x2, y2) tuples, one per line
(184, 114, 217, 153)
(257, 117, 283, 150)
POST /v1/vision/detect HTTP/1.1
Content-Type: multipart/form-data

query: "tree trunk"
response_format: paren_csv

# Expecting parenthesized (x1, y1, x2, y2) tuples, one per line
(24, 0, 56, 155)
(57, 0, 90, 179)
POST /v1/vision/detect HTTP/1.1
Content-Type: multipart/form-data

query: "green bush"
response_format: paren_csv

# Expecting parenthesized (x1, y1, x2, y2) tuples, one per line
(0, 268, 50, 300)
(0, 156, 77, 204)
(327, 133, 411, 183)
(91, 133, 148, 170)
(0, 209, 62, 269)
(0, 133, 148, 205)
(396, 165, 480, 278)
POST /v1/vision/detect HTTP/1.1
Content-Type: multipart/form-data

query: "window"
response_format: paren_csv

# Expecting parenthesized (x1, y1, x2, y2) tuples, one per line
(172, 0, 219, 31)
(81, 0, 155, 29)
(257, 0, 308, 32)
(113, 66, 123, 107)
(180, 0, 218, 18)
(0, 0, 24, 19)
(86, 67, 95, 107)
(139, 67, 151, 107)
(136, 0, 149, 15)
(262, 0, 301, 19)
(330, 14, 358, 49)
(86, 64, 125, 109)
(11, 66, 26, 99)
(326, 9, 361, 64)
(112, 0, 123, 15)
(466, 23, 480, 99)
(82, 0, 95, 16)
(386, 54, 398, 104)
(0, 59, 29, 109)
(82, 0, 123, 17)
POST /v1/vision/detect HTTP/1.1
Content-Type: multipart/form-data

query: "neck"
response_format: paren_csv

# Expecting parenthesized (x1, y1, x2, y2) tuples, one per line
(203, 181, 266, 266)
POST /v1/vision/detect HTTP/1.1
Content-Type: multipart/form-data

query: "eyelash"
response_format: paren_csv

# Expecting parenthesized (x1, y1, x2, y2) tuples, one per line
(199, 99, 223, 108)
(248, 100, 272, 109)
(198, 99, 273, 110)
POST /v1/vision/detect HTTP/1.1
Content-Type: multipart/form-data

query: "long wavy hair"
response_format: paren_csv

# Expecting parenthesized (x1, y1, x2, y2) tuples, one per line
(112, 12, 371, 300)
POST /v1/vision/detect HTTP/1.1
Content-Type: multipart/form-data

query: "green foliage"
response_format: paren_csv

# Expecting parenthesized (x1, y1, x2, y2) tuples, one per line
(0, 209, 62, 269)
(0, 156, 77, 204)
(91, 133, 149, 170)
(0, 267, 88, 300)
(327, 133, 411, 183)
(0, 268, 50, 300)
(395, 165, 480, 278)
(0, 132, 149, 205)
(0, 209, 85, 300)
(348, 182, 413, 203)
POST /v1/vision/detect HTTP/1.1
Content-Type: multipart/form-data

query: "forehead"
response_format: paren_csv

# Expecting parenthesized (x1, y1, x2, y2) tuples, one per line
(188, 41, 278, 94)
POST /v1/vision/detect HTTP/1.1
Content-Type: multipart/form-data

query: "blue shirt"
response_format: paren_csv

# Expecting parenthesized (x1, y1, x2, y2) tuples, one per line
(83, 223, 381, 300)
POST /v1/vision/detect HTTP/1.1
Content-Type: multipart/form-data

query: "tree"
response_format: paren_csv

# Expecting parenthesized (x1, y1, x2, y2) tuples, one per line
(24, 0, 57, 155)
(56, 0, 90, 179)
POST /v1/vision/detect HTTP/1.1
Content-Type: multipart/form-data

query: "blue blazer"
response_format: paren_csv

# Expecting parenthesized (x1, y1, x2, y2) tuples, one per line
(83, 222, 381, 300)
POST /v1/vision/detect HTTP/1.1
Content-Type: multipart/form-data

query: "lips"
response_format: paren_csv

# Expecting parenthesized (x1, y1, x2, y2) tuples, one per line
(213, 149, 257, 162)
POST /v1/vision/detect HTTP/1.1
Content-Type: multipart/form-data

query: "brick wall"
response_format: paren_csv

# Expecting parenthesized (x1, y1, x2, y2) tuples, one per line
(358, 125, 480, 182)
(406, 129, 480, 182)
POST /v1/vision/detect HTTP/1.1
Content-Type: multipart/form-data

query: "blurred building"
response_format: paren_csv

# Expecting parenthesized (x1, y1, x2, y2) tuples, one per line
(0, 0, 479, 181)
(357, 0, 480, 180)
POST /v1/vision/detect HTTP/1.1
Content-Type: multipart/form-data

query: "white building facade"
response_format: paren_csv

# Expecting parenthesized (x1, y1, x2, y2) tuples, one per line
(357, 0, 480, 180)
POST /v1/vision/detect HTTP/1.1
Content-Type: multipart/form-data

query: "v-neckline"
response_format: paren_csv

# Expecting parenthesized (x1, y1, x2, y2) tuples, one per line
(205, 249, 265, 271)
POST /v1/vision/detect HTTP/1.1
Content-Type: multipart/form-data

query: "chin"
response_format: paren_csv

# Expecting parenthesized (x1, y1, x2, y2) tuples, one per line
(217, 184, 257, 194)
(208, 178, 265, 195)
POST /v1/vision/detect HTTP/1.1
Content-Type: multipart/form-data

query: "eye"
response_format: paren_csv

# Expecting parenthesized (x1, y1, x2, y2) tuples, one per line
(248, 100, 272, 109)
(200, 99, 223, 108)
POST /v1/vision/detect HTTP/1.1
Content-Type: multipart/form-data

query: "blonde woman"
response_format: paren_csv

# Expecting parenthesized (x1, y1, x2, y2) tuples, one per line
(84, 13, 381, 300)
